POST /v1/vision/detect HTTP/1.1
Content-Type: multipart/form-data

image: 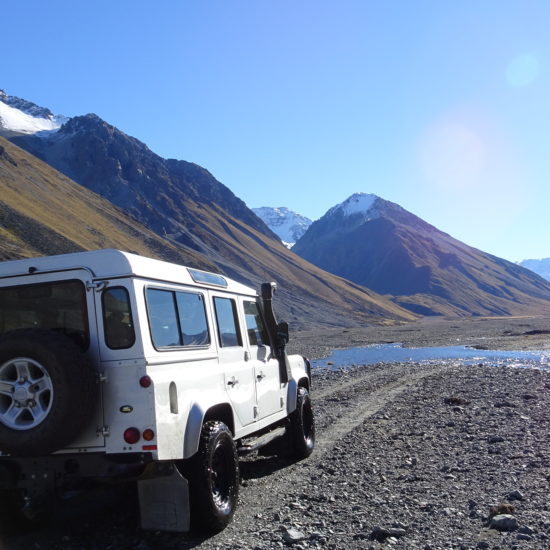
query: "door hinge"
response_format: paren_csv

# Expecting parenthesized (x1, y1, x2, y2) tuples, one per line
(97, 425, 110, 437)
(86, 280, 108, 292)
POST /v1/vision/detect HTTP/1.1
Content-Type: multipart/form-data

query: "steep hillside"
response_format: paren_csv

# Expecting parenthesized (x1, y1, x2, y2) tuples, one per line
(0, 137, 214, 269)
(0, 138, 414, 326)
(293, 193, 550, 316)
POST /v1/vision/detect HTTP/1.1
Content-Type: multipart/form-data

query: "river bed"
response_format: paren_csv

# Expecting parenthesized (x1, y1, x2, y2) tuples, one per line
(312, 342, 550, 370)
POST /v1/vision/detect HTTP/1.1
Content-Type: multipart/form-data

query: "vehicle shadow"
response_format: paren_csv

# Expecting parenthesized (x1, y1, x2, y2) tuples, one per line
(239, 451, 300, 481)
(0, 451, 299, 549)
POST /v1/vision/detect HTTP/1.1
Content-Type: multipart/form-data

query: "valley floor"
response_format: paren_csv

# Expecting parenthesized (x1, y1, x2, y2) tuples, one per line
(288, 315, 550, 359)
(3, 317, 550, 550)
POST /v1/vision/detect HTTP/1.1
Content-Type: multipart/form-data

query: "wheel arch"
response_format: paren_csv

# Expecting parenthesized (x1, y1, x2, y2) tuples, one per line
(183, 402, 235, 459)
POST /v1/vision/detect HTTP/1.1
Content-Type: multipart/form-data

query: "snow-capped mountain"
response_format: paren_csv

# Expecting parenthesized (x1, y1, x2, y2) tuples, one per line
(252, 206, 312, 248)
(0, 90, 68, 137)
(520, 259, 550, 282)
(293, 192, 550, 316)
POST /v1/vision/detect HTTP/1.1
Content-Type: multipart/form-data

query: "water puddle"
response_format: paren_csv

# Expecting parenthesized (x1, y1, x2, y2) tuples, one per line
(312, 343, 550, 371)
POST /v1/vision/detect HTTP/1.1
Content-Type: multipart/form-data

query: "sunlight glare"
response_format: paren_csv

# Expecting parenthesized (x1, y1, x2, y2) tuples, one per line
(418, 121, 485, 191)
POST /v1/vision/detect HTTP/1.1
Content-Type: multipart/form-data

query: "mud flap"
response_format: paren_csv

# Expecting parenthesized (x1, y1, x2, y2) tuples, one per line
(138, 462, 189, 532)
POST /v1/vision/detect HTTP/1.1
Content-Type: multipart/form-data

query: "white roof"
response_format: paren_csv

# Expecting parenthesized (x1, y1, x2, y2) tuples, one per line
(0, 249, 256, 295)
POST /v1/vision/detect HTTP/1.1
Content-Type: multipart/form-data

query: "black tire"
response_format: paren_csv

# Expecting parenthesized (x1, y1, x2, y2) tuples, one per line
(289, 387, 315, 459)
(0, 329, 97, 456)
(187, 421, 239, 533)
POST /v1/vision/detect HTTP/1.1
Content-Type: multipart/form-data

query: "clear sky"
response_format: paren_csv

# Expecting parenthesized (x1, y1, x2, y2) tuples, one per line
(2, 1, 550, 262)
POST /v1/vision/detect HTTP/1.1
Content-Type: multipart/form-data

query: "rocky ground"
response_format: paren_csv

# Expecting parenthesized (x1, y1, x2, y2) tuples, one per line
(3, 317, 550, 550)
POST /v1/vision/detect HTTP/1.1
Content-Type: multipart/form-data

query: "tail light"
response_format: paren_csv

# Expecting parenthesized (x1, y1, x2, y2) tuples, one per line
(124, 427, 140, 444)
(139, 375, 152, 388)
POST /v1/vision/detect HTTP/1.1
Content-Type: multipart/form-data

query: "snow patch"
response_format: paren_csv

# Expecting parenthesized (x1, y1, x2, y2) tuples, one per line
(328, 192, 379, 218)
(0, 99, 67, 135)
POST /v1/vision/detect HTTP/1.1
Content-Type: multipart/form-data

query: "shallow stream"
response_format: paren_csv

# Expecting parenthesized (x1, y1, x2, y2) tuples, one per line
(312, 343, 550, 371)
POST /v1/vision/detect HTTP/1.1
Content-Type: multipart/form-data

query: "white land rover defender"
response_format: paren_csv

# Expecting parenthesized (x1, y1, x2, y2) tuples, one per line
(0, 249, 314, 533)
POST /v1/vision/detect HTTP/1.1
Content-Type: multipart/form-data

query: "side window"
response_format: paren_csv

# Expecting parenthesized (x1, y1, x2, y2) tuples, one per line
(147, 289, 181, 347)
(175, 292, 210, 346)
(243, 301, 267, 346)
(102, 287, 135, 350)
(146, 288, 211, 349)
(213, 297, 242, 348)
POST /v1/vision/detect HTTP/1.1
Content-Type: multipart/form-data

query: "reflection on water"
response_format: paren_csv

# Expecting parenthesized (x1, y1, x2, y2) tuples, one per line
(312, 343, 550, 371)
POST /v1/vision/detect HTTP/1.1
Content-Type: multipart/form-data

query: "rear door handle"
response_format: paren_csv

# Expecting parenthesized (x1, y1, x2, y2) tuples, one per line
(227, 376, 238, 387)
(256, 372, 266, 382)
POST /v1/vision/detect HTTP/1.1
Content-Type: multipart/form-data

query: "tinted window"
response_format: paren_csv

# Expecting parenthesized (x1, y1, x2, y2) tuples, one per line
(147, 289, 181, 347)
(244, 301, 267, 346)
(146, 288, 211, 349)
(0, 280, 89, 349)
(213, 297, 242, 347)
(102, 287, 135, 349)
(176, 292, 210, 346)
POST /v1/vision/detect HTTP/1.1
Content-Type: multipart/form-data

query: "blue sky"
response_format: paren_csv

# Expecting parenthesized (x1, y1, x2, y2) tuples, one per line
(3, 1, 550, 262)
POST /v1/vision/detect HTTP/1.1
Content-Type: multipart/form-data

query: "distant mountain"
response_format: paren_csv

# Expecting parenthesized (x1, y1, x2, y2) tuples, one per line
(0, 90, 68, 137)
(252, 207, 312, 248)
(293, 193, 550, 316)
(1, 92, 415, 327)
(520, 258, 550, 282)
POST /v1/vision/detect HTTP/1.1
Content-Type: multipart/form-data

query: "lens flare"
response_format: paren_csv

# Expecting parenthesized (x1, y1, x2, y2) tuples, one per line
(506, 54, 540, 87)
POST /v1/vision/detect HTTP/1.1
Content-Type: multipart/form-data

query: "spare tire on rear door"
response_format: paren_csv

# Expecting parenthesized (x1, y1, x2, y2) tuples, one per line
(0, 329, 97, 457)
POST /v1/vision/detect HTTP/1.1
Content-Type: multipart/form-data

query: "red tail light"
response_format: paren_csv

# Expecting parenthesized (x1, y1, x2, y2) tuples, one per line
(139, 375, 152, 388)
(124, 427, 140, 444)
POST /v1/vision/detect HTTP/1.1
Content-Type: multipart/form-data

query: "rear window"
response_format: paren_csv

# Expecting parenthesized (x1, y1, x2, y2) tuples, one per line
(0, 280, 89, 349)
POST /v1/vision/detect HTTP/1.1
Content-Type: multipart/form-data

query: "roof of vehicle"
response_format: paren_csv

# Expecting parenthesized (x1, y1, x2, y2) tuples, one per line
(0, 249, 256, 295)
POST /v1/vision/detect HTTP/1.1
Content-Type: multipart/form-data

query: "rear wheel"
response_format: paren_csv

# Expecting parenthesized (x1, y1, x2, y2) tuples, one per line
(289, 387, 315, 459)
(187, 421, 239, 533)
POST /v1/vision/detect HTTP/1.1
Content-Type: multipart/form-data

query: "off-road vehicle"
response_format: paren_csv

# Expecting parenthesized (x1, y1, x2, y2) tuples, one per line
(0, 249, 314, 532)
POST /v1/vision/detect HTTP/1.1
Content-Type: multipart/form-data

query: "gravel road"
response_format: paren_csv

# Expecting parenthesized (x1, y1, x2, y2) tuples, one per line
(3, 318, 550, 549)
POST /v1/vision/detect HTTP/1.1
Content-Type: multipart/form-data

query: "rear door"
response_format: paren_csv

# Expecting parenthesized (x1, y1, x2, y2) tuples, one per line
(212, 294, 257, 427)
(0, 270, 105, 449)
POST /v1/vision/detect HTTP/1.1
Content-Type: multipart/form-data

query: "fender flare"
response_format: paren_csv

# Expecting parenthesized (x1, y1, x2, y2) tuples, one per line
(182, 400, 235, 459)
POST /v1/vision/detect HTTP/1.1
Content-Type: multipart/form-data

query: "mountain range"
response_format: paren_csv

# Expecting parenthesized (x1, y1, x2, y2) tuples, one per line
(0, 90, 414, 327)
(2, 89, 550, 321)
